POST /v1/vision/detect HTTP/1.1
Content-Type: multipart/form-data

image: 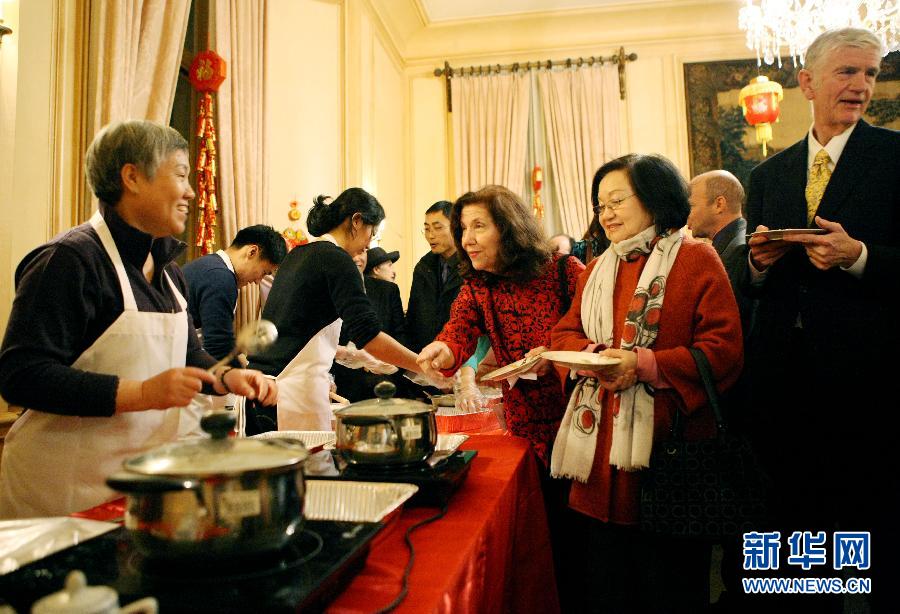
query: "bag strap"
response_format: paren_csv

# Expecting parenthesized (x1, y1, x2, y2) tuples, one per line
(557, 254, 573, 313)
(688, 347, 728, 433)
(667, 347, 728, 440)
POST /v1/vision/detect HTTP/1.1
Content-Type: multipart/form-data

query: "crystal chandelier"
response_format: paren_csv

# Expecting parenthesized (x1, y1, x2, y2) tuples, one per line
(738, 0, 899, 67)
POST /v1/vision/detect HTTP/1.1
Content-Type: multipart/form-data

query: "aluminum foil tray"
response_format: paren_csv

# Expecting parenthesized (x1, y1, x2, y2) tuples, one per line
(436, 433, 469, 453)
(304, 481, 419, 523)
(250, 430, 336, 451)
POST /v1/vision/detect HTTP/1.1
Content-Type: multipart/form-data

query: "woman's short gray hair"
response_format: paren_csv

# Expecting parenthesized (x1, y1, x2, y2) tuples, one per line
(84, 120, 189, 205)
(804, 28, 884, 77)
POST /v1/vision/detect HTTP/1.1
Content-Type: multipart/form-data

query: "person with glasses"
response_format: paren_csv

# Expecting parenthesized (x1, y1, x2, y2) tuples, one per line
(245, 188, 421, 433)
(548, 154, 743, 613)
(405, 200, 463, 353)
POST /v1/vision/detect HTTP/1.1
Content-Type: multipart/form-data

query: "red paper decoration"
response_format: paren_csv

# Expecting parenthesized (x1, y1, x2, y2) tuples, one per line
(189, 50, 226, 93)
(189, 50, 226, 255)
(532, 165, 544, 219)
(739, 76, 784, 157)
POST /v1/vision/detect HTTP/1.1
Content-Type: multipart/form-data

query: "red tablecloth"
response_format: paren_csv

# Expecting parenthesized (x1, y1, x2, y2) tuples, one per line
(74, 435, 559, 614)
(328, 434, 560, 614)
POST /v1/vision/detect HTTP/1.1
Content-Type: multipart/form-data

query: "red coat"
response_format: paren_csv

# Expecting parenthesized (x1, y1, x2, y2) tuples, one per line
(437, 254, 586, 465)
(550, 239, 743, 523)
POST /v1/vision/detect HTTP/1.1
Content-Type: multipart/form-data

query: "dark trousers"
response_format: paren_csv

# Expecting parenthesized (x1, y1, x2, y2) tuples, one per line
(744, 328, 898, 613)
(561, 513, 711, 614)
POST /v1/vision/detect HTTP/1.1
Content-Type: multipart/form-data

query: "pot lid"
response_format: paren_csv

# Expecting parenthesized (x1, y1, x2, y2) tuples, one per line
(124, 411, 308, 477)
(335, 381, 433, 417)
(32, 571, 118, 614)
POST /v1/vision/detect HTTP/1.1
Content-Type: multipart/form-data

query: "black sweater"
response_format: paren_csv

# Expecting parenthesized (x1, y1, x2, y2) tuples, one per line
(248, 241, 382, 376)
(0, 204, 213, 417)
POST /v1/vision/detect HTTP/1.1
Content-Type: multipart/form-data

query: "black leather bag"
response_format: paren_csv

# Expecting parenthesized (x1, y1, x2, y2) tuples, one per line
(640, 348, 769, 540)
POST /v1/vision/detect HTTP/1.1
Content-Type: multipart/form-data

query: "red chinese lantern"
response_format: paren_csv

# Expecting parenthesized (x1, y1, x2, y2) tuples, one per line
(739, 75, 783, 157)
(189, 51, 226, 255)
(532, 165, 544, 219)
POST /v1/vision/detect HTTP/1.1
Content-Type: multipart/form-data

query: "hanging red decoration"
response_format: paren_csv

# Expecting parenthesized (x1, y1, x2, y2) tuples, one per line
(532, 165, 544, 219)
(739, 75, 783, 157)
(189, 50, 226, 255)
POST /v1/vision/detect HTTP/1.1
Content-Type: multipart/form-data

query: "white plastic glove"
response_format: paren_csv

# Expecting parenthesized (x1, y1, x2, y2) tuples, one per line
(403, 370, 454, 392)
(454, 367, 485, 412)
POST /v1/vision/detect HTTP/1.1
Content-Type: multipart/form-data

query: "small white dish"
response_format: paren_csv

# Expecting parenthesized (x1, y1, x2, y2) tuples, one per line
(541, 350, 622, 371)
(480, 354, 543, 383)
(748, 228, 826, 240)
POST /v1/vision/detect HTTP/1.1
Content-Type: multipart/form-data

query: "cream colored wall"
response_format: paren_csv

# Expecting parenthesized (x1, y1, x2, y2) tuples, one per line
(265, 0, 343, 237)
(266, 0, 412, 304)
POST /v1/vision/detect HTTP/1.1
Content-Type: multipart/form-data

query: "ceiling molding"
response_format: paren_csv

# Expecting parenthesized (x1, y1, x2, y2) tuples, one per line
(417, 0, 725, 26)
(367, 0, 426, 57)
(401, 1, 743, 63)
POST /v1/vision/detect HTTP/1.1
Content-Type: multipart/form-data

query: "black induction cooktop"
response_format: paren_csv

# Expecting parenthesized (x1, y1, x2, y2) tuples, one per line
(304, 449, 477, 507)
(0, 520, 381, 613)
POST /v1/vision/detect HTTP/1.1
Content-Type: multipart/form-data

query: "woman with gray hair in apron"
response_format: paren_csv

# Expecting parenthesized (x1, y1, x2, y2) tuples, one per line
(245, 188, 421, 434)
(0, 120, 276, 519)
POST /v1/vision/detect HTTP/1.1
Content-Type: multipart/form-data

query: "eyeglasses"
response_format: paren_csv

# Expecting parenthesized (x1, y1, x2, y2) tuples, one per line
(593, 193, 635, 216)
(421, 225, 447, 236)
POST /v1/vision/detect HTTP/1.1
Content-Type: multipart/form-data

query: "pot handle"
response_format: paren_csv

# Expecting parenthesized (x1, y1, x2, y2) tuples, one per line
(106, 472, 199, 494)
(339, 415, 394, 427)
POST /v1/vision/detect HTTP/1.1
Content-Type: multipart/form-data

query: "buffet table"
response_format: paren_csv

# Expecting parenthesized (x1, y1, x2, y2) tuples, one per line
(64, 434, 559, 613)
(329, 434, 559, 614)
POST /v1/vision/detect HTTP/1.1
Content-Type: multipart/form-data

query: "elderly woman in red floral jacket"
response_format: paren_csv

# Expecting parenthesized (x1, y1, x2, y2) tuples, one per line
(549, 154, 743, 613)
(417, 185, 585, 466)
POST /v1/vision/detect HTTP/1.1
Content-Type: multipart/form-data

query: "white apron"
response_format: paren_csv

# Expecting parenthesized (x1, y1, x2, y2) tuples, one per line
(0, 212, 188, 519)
(273, 318, 342, 431)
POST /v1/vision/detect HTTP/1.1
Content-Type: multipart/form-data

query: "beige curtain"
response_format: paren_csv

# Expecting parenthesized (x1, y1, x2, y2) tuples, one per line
(451, 72, 530, 197)
(212, 0, 267, 330)
(78, 0, 190, 223)
(536, 63, 621, 238)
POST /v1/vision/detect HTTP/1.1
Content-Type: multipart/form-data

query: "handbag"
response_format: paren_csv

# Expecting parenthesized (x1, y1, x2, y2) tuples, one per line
(640, 347, 769, 540)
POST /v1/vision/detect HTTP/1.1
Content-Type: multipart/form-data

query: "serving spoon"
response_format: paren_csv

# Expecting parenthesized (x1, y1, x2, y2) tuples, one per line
(207, 319, 278, 373)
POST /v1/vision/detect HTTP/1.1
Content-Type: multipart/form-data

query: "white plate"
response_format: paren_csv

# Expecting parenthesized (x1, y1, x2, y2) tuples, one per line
(304, 480, 418, 522)
(249, 430, 336, 451)
(480, 354, 543, 383)
(748, 228, 826, 240)
(541, 350, 622, 371)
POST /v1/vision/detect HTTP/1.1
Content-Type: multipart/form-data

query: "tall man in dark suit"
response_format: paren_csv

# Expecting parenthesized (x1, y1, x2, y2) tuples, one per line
(742, 28, 899, 608)
(688, 170, 753, 338)
(406, 201, 463, 352)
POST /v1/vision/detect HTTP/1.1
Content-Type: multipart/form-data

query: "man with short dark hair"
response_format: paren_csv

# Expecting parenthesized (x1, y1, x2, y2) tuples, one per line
(742, 27, 899, 607)
(183, 225, 287, 362)
(406, 201, 462, 352)
(688, 170, 753, 336)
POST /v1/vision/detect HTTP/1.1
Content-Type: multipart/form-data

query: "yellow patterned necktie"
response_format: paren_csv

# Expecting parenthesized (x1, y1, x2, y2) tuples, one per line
(805, 149, 832, 225)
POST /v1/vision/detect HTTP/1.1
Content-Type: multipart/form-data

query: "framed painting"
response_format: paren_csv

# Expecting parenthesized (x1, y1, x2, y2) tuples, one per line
(684, 51, 900, 189)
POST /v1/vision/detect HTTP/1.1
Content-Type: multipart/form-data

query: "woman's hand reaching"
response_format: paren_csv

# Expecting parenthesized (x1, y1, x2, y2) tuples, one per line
(416, 341, 454, 380)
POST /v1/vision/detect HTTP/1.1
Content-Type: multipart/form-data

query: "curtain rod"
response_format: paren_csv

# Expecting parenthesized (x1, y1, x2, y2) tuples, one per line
(434, 46, 638, 110)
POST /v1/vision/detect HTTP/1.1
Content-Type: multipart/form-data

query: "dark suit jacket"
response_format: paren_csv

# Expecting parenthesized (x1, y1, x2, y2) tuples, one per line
(743, 120, 900, 387)
(405, 251, 463, 352)
(332, 276, 408, 402)
(713, 217, 754, 339)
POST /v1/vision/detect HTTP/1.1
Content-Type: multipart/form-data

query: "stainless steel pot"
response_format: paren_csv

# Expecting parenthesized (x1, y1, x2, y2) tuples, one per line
(106, 412, 308, 560)
(334, 381, 437, 466)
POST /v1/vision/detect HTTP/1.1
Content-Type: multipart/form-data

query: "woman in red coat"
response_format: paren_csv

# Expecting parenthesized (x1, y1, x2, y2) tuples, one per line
(417, 186, 585, 467)
(549, 154, 743, 613)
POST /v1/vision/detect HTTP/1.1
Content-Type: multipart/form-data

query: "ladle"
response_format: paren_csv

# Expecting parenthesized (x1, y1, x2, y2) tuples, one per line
(207, 319, 278, 373)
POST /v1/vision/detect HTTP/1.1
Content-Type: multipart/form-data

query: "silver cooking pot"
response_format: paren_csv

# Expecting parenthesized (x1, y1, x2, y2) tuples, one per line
(106, 411, 308, 560)
(334, 381, 437, 466)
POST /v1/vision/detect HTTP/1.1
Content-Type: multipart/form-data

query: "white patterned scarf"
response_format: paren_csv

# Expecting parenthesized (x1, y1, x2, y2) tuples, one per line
(551, 226, 683, 481)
